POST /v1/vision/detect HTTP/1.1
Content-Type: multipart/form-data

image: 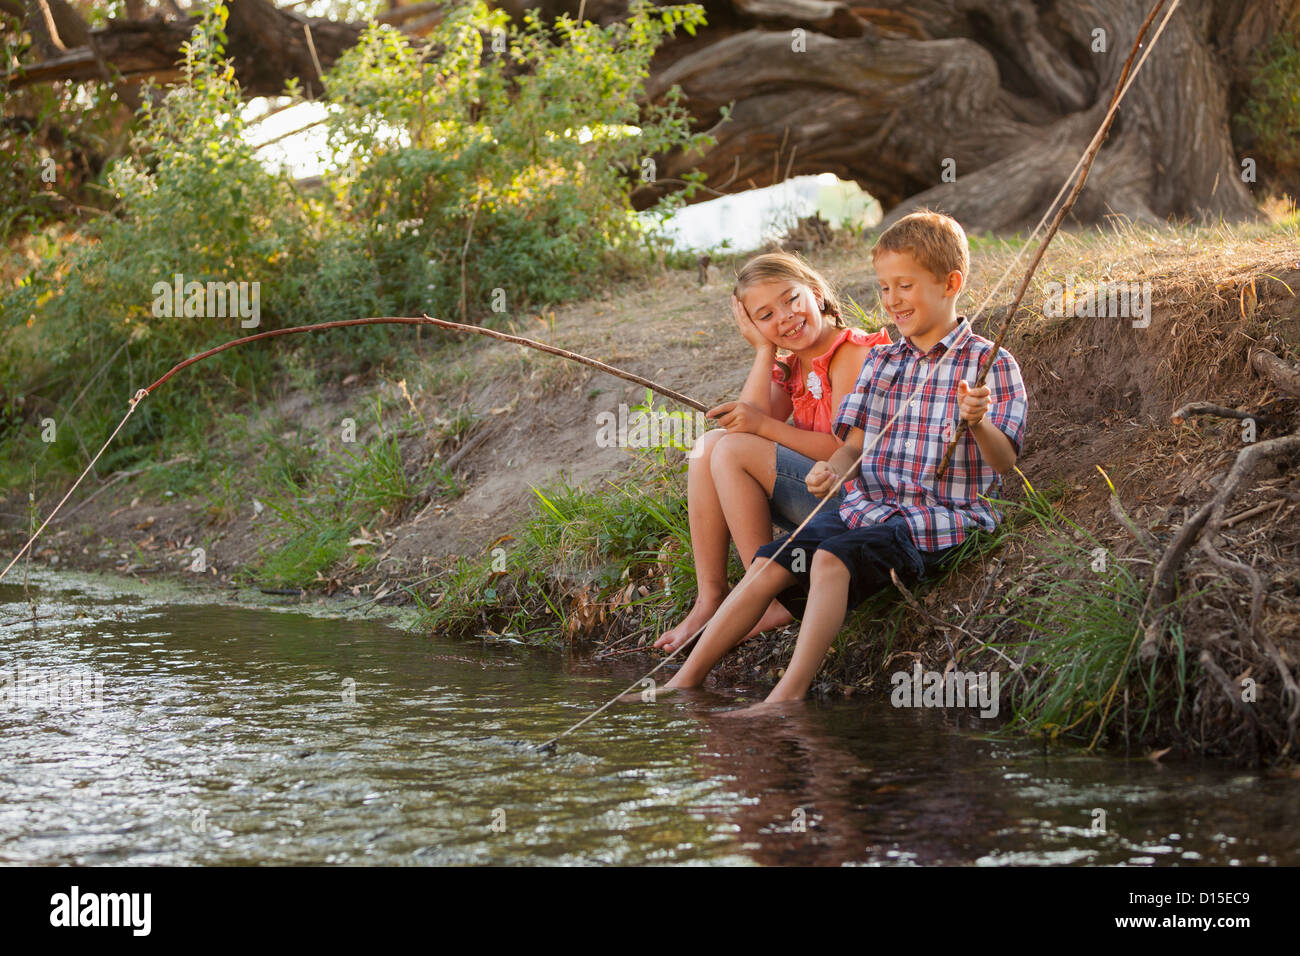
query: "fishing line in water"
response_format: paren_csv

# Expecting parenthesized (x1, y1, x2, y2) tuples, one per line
(535, 0, 1181, 753)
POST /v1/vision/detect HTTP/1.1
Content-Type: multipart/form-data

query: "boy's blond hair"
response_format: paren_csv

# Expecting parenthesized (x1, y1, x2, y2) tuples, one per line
(871, 210, 969, 283)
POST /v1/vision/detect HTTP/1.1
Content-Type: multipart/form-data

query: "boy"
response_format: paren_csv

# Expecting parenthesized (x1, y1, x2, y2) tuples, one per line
(660, 210, 1028, 710)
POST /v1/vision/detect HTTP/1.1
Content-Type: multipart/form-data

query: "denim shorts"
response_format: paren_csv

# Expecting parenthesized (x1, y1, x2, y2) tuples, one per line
(753, 511, 960, 620)
(769, 442, 842, 532)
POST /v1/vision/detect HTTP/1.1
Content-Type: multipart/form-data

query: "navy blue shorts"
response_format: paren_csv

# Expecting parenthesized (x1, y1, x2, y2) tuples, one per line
(753, 510, 960, 619)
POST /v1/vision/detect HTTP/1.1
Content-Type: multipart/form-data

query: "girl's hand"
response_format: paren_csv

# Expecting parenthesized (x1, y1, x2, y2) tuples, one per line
(957, 379, 991, 426)
(732, 294, 772, 351)
(805, 461, 840, 497)
(708, 400, 767, 435)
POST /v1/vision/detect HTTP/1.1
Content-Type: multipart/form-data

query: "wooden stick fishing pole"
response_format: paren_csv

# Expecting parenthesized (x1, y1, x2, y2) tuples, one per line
(140, 314, 708, 412)
(934, 0, 1172, 480)
(0, 314, 708, 585)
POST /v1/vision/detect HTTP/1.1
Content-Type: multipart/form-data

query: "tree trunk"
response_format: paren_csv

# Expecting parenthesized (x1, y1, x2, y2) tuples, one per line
(4, 0, 1292, 230)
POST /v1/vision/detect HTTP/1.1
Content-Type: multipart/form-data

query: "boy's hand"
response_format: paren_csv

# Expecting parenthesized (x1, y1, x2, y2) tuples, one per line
(731, 294, 772, 351)
(805, 460, 841, 497)
(708, 400, 767, 434)
(957, 379, 991, 426)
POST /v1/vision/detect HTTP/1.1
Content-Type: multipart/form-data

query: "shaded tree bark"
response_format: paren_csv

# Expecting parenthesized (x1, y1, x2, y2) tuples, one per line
(627, 0, 1286, 228)
(7, 0, 361, 97)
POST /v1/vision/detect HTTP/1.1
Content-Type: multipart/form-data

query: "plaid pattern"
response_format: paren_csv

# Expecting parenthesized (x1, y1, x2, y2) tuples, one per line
(832, 316, 1028, 551)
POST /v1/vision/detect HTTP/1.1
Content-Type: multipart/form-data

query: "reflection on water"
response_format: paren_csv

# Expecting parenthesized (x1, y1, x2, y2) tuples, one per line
(1, 574, 1296, 865)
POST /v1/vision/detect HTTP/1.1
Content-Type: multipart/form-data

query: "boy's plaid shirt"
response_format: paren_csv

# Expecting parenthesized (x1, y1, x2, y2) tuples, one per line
(832, 316, 1028, 551)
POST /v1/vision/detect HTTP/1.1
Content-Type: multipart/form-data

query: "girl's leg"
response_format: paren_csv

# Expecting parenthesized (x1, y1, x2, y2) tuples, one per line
(656, 429, 733, 650)
(765, 549, 851, 702)
(665, 558, 796, 689)
(711, 433, 799, 639)
(710, 432, 779, 564)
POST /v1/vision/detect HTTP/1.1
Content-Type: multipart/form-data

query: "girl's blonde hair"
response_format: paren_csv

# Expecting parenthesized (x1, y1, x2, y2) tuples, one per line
(733, 250, 847, 383)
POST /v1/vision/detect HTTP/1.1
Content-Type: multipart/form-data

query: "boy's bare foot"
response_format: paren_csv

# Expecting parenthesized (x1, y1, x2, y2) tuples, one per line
(739, 599, 795, 642)
(617, 683, 682, 705)
(655, 591, 726, 653)
(718, 698, 804, 719)
(617, 677, 707, 703)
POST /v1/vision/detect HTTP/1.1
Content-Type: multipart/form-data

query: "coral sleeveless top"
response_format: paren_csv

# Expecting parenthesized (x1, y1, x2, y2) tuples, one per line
(771, 326, 892, 433)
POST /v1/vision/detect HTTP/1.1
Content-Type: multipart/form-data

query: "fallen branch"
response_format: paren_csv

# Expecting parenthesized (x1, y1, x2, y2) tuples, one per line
(1253, 630, 1300, 754)
(889, 568, 974, 664)
(1109, 491, 1158, 558)
(1250, 347, 1300, 399)
(443, 426, 492, 473)
(959, 555, 1004, 631)
(51, 455, 193, 525)
(1170, 402, 1284, 428)
(1222, 498, 1286, 528)
(1196, 534, 1265, 639)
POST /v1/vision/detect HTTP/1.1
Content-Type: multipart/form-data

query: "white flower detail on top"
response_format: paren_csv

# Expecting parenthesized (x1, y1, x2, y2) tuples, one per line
(805, 370, 823, 400)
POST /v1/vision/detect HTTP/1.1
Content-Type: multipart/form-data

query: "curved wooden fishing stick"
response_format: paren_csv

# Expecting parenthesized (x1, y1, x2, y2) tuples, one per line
(0, 314, 707, 585)
(934, 0, 1172, 480)
(143, 314, 708, 411)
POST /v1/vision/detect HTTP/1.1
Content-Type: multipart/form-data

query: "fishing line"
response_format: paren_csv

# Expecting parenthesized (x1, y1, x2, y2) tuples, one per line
(0, 390, 148, 584)
(534, 0, 1180, 752)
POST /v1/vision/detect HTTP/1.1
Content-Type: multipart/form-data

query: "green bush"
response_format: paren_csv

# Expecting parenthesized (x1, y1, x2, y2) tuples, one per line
(1, 0, 713, 489)
(1240, 28, 1300, 174)
(1, 4, 305, 467)
(313, 0, 713, 321)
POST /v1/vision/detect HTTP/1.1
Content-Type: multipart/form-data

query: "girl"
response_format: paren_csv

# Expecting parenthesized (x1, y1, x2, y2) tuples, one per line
(655, 251, 891, 652)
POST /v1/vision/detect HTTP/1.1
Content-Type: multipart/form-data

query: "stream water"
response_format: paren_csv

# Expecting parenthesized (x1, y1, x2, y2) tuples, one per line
(2, 572, 1296, 866)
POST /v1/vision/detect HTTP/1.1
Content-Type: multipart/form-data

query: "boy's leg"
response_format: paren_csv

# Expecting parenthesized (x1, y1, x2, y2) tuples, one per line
(758, 517, 922, 704)
(713, 436, 843, 640)
(765, 549, 851, 702)
(666, 557, 796, 689)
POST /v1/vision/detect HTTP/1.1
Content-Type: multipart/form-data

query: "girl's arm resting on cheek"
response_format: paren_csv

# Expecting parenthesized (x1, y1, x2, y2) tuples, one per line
(738, 343, 779, 413)
(768, 381, 793, 424)
(752, 343, 868, 460)
(968, 418, 1017, 473)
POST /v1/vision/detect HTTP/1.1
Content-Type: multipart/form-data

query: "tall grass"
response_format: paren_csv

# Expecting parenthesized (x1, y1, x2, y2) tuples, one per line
(247, 398, 456, 586)
(979, 470, 1196, 747)
(418, 459, 696, 643)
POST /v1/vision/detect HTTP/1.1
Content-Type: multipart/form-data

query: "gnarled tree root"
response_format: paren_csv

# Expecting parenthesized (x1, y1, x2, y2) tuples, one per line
(1143, 345, 1300, 661)
(1141, 431, 1300, 662)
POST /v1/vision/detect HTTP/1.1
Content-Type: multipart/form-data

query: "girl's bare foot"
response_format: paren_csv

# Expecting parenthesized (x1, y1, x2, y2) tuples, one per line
(739, 599, 795, 642)
(655, 591, 726, 652)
